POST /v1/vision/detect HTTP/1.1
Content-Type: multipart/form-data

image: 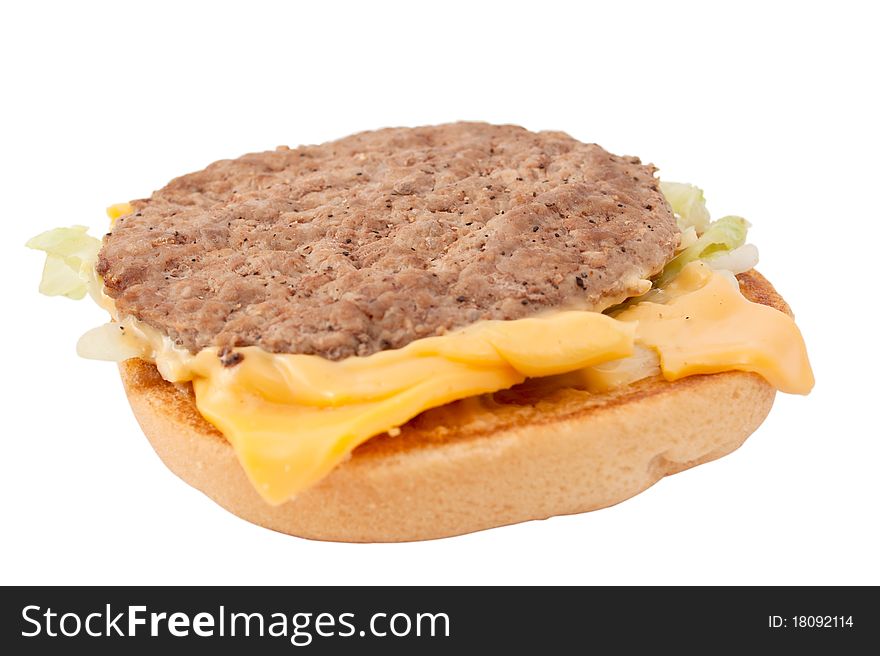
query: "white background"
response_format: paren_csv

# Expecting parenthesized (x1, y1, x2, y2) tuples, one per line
(2, 1, 877, 585)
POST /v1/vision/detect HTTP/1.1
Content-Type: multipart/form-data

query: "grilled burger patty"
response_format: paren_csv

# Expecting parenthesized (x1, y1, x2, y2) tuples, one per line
(97, 123, 679, 359)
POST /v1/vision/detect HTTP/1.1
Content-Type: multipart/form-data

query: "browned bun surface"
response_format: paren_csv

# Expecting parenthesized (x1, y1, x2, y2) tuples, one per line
(120, 270, 786, 542)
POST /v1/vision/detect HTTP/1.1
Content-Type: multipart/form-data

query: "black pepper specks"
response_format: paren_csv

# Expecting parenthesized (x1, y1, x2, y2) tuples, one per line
(97, 123, 678, 360)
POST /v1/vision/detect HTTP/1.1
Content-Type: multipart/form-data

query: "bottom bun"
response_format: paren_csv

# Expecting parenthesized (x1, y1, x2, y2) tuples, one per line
(120, 270, 785, 542)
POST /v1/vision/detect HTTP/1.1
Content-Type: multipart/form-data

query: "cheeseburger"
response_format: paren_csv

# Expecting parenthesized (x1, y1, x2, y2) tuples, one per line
(28, 123, 813, 541)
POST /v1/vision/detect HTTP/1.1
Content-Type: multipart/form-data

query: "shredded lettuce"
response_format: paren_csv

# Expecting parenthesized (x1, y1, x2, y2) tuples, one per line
(706, 243, 759, 275)
(26, 226, 101, 300)
(654, 216, 749, 287)
(660, 181, 711, 236)
(653, 215, 750, 288)
(77, 323, 145, 361)
(657, 180, 756, 284)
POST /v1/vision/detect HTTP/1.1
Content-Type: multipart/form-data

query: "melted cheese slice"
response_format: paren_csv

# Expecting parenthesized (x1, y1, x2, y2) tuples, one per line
(161, 312, 635, 504)
(133, 262, 812, 504)
(614, 263, 814, 394)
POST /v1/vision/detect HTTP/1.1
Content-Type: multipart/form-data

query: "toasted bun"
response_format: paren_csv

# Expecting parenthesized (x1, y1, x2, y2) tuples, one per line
(120, 270, 787, 542)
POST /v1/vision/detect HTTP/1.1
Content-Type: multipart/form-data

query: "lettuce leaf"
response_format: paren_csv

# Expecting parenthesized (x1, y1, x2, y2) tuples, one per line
(705, 243, 759, 275)
(660, 181, 711, 235)
(77, 323, 145, 361)
(26, 226, 101, 300)
(653, 215, 750, 288)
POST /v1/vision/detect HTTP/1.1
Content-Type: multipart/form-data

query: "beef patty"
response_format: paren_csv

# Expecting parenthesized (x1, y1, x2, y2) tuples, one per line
(97, 123, 679, 359)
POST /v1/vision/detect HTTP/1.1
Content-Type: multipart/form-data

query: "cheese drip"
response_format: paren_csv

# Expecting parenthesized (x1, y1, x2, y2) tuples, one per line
(120, 262, 812, 505)
(615, 263, 813, 394)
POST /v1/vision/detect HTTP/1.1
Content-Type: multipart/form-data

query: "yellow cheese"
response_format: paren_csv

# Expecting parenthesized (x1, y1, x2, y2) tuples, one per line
(158, 312, 635, 503)
(106, 202, 133, 224)
(615, 263, 814, 394)
(130, 261, 812, 504)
